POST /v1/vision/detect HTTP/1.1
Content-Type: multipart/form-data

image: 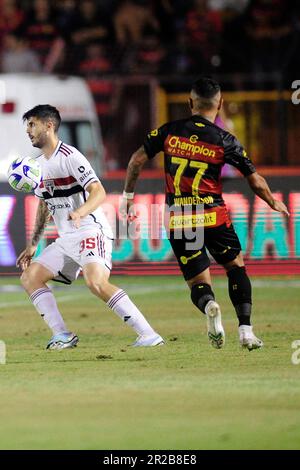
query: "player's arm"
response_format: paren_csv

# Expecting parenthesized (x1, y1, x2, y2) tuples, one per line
(121, 124, 166, 216)
(247, 172, 289, 216)
(67, 149, 107, 228)
(69, 181, 106, 229)
(121, 146, 148, 217)
(124, 145, 148, 192)
(123, 126, 166, 194)
(223, 134, 289, 217)
(16, 199, 50, 270)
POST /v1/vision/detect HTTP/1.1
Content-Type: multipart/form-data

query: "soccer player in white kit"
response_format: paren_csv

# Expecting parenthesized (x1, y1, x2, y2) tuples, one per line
(17, 104, 164, 349)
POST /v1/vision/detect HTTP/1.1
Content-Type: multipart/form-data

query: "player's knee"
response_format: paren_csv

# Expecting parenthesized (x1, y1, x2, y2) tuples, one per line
(20, 268, 33, 290)
(86, 278, 108, 299)
(85, 278, 100, 296)
(191, 283, 215, 314)
(227, 266, 252, 305)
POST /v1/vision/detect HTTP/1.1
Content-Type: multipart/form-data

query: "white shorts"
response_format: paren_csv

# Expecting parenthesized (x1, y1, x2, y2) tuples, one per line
(35, 229, 113, 284)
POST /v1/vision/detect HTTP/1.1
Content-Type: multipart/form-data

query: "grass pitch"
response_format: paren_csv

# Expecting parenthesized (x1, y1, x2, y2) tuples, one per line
(0, 275, 300, 450)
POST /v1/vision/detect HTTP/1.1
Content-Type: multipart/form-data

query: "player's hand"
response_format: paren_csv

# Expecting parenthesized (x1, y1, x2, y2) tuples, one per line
(16, 245, 36, 271)
(119, 198, 137, 223)
(271, 200, 290, 217)
(68, 211, 81, 229)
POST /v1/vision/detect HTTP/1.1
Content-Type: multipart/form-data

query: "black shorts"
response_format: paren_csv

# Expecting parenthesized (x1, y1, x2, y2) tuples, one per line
(169, 223, 241, 281)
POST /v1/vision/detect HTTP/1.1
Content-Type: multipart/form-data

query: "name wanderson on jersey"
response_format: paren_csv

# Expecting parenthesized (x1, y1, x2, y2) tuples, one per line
(35, 141, 113, 239)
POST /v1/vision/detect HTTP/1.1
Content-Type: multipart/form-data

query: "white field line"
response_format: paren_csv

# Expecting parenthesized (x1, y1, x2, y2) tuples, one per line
(0, 279, 300, 309)
(0, 293, 88, 309)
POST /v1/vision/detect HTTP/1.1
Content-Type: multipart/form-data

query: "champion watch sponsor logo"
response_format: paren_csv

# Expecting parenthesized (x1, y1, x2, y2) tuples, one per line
(165, 134, 224, 161)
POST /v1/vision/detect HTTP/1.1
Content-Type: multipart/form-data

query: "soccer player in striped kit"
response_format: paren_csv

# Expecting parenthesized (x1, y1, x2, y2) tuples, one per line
(17, 104, 164, 350)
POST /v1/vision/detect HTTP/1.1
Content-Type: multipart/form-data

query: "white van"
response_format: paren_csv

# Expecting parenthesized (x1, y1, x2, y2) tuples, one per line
(0, 73, 104, 180)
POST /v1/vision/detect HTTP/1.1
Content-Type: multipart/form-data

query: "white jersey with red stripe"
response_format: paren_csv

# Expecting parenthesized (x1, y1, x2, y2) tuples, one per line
(35, 140, 113, 238)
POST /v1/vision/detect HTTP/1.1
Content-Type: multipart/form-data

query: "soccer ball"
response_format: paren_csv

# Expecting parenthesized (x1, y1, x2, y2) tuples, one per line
(7, 157, 42, 193)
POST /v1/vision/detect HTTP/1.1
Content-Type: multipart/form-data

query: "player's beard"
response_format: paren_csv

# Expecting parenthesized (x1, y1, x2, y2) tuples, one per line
(32, 132, 47, 149)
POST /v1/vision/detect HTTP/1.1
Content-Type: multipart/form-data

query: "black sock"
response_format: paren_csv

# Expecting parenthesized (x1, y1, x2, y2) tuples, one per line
(235, 304, 251, 326)
(227, 266, 252, 326)
(191, 283, 215, 314)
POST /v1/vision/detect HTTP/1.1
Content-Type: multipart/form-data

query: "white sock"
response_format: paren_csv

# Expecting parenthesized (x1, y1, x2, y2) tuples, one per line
(107, 289, 155, 336)
(239, 325, 253, 336)
(30, 287, 68, 335)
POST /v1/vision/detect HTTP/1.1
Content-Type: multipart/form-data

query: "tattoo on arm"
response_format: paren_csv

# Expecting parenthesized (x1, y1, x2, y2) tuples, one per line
(31, 200, 50, 246)
(124, 146, 148, 192)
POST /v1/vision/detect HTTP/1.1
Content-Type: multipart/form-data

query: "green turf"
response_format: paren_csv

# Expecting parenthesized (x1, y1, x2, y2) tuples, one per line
(0, 275, 300, 450)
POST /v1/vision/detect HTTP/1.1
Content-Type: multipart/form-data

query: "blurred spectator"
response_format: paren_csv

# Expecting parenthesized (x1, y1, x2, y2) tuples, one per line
(23, 0, 59, 66)
(243, 0, 295, 81)
(209, 0, 249, 13)
(87, 76, 119, 171)
(43, 36, 66, 73)
(0, 0, 25, 50)
(1, 29, 41, 72)
(79, 42, 114, 77)
(126, 33, 168, 75)
(114, 0, 159, 46)
(0, 0, 297, 171)
(50, 0, 78, 74)
(71, 0, 109, 47)
(220, 6, 248, 75)
(184, 0, 223, 73)
(169, 30, 192, 74)
(69, 0, 111, 68)
(55, 0, 77, 40)
(78, 40, 116, 169)
(245, 0, 293, 41)
(152, 0, 189, 44)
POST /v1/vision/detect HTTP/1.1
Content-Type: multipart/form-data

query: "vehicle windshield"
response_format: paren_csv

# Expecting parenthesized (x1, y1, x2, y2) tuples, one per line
(59, 121, 102, 175)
